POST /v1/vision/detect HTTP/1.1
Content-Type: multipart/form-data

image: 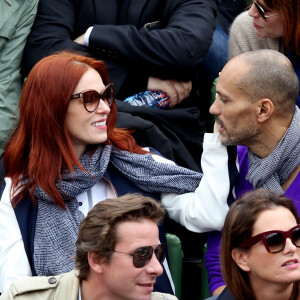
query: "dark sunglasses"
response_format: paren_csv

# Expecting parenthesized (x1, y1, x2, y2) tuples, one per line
(70, 83, 114, 112)
(112, 244, 165, 268)
(239, 224, 300, 253)
(252, 0, 278, 22)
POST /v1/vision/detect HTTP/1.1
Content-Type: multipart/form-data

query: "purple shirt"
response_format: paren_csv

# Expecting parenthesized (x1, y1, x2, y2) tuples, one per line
(206, 146, 300, 293)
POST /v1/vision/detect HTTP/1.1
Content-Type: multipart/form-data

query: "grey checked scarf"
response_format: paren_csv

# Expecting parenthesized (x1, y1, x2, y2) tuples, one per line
(34, 145, 203, 276)
(246, 107, 300, 193)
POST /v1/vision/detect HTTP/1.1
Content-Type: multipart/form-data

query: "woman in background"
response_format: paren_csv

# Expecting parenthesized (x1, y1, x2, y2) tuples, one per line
(211, 189, 300, 299)
(228, 0, 300, 107)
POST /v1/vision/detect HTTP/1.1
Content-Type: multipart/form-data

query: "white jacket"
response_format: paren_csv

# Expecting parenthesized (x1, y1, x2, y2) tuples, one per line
(162, 133, 230, 232)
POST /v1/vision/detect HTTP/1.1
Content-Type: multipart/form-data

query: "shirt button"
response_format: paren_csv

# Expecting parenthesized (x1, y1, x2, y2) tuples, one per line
(48, 277, 57, 284)
(79, 202, 83, 206)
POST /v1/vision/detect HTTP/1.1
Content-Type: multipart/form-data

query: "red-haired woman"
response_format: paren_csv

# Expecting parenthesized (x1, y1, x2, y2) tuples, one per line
(0, 51, 233, 295)
(0, 51, 211, 295)
(228, 0, 300, 107)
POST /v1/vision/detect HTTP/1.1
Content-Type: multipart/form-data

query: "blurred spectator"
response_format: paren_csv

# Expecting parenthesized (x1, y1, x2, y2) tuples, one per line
(22, 0, 220, 108)
(21, 0, 222, 171)
(0, 0, 38, 156)
(228, 0, 300, 107)
(201, 0, 249, 84)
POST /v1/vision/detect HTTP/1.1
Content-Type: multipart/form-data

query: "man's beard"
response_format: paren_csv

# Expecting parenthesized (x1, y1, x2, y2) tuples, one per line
(220, 120, 260, 147)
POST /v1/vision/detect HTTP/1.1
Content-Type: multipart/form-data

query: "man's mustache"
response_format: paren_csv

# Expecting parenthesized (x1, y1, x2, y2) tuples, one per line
(215, 117, 225, 129)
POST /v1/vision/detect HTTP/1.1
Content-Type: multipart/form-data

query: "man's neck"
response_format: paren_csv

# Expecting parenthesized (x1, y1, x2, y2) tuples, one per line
(248, 117, 292, 158)
(81, 277, 127, 300)
(81, 278, 106, 300)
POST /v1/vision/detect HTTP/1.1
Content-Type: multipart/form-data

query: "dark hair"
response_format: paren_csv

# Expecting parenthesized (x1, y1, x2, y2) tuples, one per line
(75, 193, 165, 280)
(264, 0, 300, 55)
(4, 51, 146, 208)
(221, 189, 300, 299)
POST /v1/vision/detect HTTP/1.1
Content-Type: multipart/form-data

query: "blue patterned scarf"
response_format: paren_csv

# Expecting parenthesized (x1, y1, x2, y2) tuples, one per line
(246, 107, 300, 193)
(34, 146, 203, 276)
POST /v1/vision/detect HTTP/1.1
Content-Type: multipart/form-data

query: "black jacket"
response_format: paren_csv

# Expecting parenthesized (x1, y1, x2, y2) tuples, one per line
(22, 0, 220, 98)
(116, 100, 205, 171)
(206, 288, 235, 300)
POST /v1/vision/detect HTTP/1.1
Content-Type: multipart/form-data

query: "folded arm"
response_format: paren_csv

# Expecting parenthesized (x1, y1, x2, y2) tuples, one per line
(88, 0, 219, 69)
(22, 0, 220, 94)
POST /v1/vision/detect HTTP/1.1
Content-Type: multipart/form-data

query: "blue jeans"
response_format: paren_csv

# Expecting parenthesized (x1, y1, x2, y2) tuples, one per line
(202, 26, 229, 83)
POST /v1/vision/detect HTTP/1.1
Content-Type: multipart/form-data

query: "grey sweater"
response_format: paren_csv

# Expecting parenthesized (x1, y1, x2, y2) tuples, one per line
(228, 11, 284, 59)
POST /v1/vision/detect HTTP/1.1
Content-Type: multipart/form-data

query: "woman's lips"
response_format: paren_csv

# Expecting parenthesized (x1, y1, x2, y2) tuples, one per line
(253, 22, 263, 29)
(282, 259, 299, 269)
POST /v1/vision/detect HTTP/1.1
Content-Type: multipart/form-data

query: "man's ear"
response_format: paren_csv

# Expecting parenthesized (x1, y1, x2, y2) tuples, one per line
(231, 248, 251, 272)
(255, 98, 274, 123)
(88, 251, 105, 274)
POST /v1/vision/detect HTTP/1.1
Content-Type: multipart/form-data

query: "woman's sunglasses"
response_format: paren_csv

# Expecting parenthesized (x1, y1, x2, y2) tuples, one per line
(252, 0, 278, 22)
(70, 83, 114, 112)
(112, 244, 165, 268)
(239, 224, 300, 253)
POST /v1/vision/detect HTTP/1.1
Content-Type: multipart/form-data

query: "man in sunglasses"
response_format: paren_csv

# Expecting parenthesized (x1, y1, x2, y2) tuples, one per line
(1, 194, 177, 300)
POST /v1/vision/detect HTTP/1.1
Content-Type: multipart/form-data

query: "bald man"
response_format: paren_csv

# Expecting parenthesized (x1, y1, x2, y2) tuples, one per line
(162, 49, 300, 295)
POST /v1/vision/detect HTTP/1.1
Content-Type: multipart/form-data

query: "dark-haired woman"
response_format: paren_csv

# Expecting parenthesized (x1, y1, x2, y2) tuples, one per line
(208, 189, 300, 300)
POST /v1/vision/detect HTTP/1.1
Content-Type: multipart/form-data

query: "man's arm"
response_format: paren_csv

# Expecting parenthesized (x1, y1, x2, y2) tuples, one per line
(161, 133, 231, 233)
(22, 0, 89, 77)
(22, 0, 220, 95)
(87, 0, 220, 70)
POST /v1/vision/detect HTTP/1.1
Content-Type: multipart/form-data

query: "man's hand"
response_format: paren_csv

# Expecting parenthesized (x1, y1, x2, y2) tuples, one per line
(147, 77, 192, 108)
(74, 34, 85, 45)
(213, 121, 220, 133)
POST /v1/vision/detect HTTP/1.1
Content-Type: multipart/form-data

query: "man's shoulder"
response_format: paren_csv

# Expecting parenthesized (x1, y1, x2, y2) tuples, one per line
(0, 0, 38, 28)
(152, 292, 178, 300)
(1, 271, 78, 300)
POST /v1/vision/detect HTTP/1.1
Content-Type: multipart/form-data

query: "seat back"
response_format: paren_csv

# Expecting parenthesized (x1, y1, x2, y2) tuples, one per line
(166, 233, 182, 299)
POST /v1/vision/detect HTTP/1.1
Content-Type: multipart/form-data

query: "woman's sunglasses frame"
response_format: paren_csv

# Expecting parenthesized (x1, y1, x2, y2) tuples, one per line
(70, 83, 114, 112)
(239, 224, 300, 253)
(252, 0, 278, 22)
